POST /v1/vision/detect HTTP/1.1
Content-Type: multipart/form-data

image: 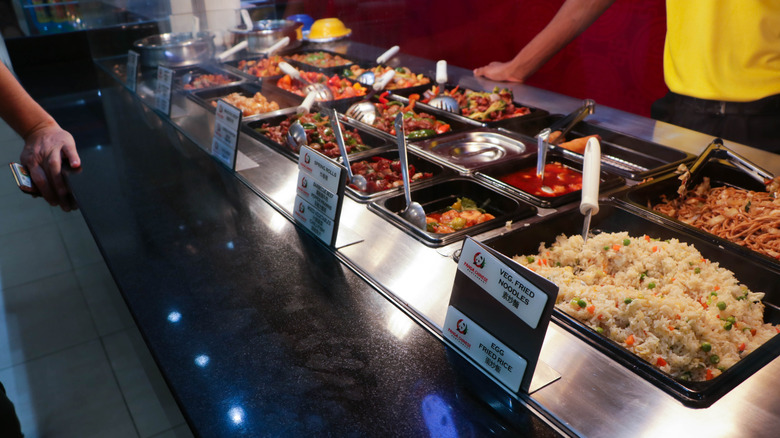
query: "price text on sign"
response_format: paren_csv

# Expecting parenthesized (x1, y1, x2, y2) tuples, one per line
(458, 238, 548, 329)
(155, 66, 174, 115)
(293, 194, 336, 243)
(443, 306, 527, 392)
(211, 100, 243, 169)
(293, 146, 345, 246)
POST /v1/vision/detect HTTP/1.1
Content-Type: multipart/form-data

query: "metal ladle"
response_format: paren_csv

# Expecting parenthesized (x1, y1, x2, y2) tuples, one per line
(428, 60, 459, 113)
(536, 128, 554, 194)
(580, 137, 601, 242)
(394, 113, 426, 230)
(356, 45, 400, 86)
(279, 62, 334, 101)
(286, 120, 308, 152)
(327, 108, 367, 191)
(345, 69, 395, 125)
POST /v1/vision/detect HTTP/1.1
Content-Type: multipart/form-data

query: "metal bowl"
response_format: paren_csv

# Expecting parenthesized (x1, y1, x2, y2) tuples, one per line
(227, 19, 302, 54)
(133, 32, 216, 68)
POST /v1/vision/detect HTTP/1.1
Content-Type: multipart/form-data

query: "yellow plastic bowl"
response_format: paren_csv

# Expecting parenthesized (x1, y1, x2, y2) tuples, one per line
(308, 18, 351, 41)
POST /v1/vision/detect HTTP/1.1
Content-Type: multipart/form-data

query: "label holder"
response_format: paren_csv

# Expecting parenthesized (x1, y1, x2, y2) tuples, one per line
(211, 99, 243, 170)
(293, 145, 347, 247)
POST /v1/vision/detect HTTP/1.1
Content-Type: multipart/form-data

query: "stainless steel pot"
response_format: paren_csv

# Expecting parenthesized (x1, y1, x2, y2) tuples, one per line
(227, 19, 302, 54)
(133, 32, 216, 68)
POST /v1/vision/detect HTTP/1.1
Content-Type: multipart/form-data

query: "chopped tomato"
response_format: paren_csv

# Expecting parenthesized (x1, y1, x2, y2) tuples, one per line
(706, 369, 714, 380)
(586, 305, 595, 314)
(738, 343, 746, 352)
(656, 357, 667, 367)
(626, 334, 635, 346)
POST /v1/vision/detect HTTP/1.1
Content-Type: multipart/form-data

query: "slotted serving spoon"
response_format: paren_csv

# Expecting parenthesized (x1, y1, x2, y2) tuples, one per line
(394, 113, 426, 230)
(580, 136, 601, 242)
(345, 69, 396, 125)
(279, 62, 334, 101)
(327, 108, 367, 191)
(356, 45, 400, 86)
(428, 60, 459, 113)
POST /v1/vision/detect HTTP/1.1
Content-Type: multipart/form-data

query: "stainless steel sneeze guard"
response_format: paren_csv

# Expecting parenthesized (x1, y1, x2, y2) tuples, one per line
(99, 41, 780, 438)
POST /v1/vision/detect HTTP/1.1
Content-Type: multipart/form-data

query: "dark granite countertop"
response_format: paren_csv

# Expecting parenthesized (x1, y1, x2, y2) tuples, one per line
(60, 75, 563, 437)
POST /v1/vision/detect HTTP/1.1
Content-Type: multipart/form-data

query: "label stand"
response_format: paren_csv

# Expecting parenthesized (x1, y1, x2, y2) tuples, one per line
(211, 100, 243, 170)
(293, 146, 346, 247)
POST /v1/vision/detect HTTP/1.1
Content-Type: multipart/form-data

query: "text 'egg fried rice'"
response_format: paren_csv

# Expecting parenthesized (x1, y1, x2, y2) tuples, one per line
(514, 232, 778, 381)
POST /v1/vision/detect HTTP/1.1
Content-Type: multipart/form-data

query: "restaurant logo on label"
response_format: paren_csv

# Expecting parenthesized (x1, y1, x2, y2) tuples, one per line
(301, 177, 308, 188)
(304, 152, 311, 164)
(298, 202, 305, 213)
(456, 319, 468, 335)
(473, 252, 486, 269)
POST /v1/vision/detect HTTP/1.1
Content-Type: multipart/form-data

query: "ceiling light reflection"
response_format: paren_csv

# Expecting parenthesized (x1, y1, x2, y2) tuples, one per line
(422, 394, 458, 438)
(194, 355, 209, 367)
(167, 311, 182, 323)
(228, 406, 245, 425)
(387, 310, 414, 341)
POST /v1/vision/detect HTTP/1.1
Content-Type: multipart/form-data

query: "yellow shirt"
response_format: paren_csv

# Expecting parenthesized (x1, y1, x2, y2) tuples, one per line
(664, 0, 780, 102)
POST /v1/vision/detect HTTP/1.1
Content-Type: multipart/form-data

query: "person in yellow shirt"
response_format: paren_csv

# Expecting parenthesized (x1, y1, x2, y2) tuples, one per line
(474, 0, 780, 153)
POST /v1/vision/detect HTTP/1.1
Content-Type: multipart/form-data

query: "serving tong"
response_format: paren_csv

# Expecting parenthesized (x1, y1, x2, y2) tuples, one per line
(540, 99, 596, 146)
(688, 139, 774, 188)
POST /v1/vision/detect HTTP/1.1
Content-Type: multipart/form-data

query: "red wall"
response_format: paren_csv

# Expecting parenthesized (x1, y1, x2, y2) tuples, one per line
(300, 0, 668, 117)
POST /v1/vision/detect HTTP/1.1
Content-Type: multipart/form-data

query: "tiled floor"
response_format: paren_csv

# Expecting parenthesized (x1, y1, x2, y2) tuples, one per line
(0, 120, 192, 437)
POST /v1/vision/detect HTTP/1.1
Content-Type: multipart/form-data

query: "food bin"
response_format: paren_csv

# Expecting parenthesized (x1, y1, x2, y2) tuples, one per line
(188, 82, 301, 122)
(497, 114, 695, 180)
(475, 148, 624, 208)
(344, 149, 452, 203)
(617, 139, 779, 269)
(369, 177, 537, 247)
(173, 65, 246, 92)
(484, 201, 780, 407)
(411, 128, 534, 173)
(243, 109, 393, 162)
(283, 49, 357, 75)
(341, 64, 433, 96)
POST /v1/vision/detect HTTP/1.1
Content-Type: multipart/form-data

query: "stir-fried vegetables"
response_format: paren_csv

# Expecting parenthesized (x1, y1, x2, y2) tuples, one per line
(425, 197, 496, 233)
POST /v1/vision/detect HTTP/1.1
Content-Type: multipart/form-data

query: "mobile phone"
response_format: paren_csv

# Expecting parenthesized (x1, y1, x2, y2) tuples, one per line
(9, 162, 39, 195)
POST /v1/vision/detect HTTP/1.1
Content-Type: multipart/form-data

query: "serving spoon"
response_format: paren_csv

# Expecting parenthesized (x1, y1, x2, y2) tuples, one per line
(328, 108, 367, 191)
(279, 62, 334, 101)
(356, 45, 400, 86)
(536, 128, 554, 194)
(428, 60, 459, 113)
(345, 69, 395, 125)
(394, 113, 427, 230)
(580, 136, 601, 242)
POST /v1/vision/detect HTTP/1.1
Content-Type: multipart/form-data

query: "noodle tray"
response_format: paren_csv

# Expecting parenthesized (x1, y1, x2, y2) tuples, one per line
(618, 139, 779, 269)
(496, 114, 696, 180)
(483, 201, 780, 407)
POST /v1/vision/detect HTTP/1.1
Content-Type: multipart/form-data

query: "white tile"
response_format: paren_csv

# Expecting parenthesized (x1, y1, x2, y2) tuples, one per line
(0, 340, 138, 438)
(0, 190, 55, 236)
(75, 261, 136, 336)
(103, 329, 187, 438)
(0, 223, 72, 290)
(56, 215, 103, 268)
(0, 271, 97, 369)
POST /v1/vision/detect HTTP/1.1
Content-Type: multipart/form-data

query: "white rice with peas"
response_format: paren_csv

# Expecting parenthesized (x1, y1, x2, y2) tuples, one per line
(514, 232, 778, 381)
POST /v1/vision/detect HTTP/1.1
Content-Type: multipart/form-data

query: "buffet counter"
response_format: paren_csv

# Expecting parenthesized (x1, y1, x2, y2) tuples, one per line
(70, 39, 780, 437)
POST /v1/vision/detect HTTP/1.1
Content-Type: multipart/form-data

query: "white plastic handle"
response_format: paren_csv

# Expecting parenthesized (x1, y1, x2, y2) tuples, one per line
(265, 36, 290, 56)
(580, 136, 602, 216)
(216, 40, 248, 60)
(240, 9, 253, 29)
(279, 62, 301, 80)
(297, 92, 316, 115)
(192, 16, 200, 33)
(436, 60, 448, 85)
(376, 45, 399, 64)
(373, 69, 396, 91)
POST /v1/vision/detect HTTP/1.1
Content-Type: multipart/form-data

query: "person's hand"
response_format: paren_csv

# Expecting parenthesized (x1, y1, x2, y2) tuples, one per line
(473, 61, 527, 83)
(19, 123, 81, 211)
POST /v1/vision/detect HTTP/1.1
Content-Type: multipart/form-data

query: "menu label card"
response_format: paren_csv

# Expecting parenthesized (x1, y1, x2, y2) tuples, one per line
(154, 66, 174, 115)
(211, 100, 243, 169)
(293, 146, 345, 246)
(444, 237, 558, 394)
(443, 306, 527, 392)
(126, 50, 139, 92)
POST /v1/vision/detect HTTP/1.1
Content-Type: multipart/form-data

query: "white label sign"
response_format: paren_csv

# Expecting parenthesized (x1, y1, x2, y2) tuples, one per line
(297, 147, 342, 194)
(443, 306, 527, 392)
(293, 194, 336, 244)
(126, 50, 139, 92)
(296, 173, 338, 220)
(458, 238, 548, 329)
(211, 100, 243, 169)
(154, 66, 174, 115)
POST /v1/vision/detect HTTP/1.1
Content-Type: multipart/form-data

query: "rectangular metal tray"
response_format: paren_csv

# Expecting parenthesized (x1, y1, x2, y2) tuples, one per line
(173, 64, 246, 92)
(369, 177, 537, 247)
(617, 140, 779, 270)
(497, 114, 695, 180)
(392, 84, 549, 128)
(328, 95, 482, 143)
(476, 148, 624, 208)
(283, 49, 357, 75)
(344, 149, 452, 203)
(188, 82, 302, 122)
(221, 56, 283, 80)
(242, 109, 393, 162)
(341, 64, 434, 96)
(484, 201, 780, 407)
(411, 128, 534, 173)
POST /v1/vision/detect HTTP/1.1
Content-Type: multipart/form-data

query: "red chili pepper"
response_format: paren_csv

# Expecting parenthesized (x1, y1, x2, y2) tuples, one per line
(378, 90, 390, 104)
